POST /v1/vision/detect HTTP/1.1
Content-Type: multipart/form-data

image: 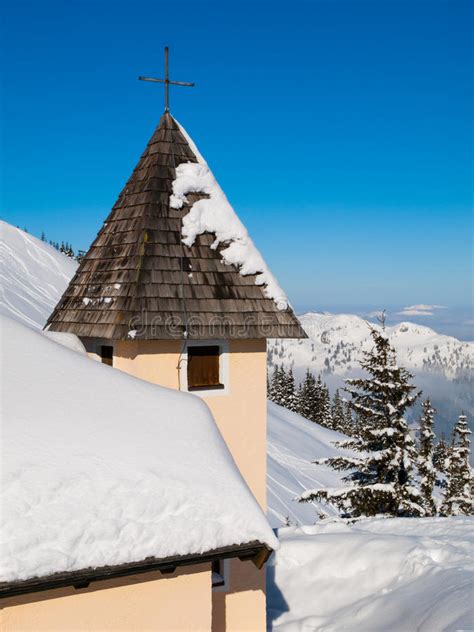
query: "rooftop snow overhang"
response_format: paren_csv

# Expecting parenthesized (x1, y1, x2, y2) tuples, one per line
(0, 541, 273, 599)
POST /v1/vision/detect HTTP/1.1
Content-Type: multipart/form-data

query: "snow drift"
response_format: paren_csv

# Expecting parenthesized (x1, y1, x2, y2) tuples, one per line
(0, 314, 277, 583)
(0, 221, 77, 329)
(268, 517, 474, 631)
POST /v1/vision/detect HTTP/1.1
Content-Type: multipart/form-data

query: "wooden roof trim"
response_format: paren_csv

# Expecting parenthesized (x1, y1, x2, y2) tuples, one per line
(0, 541, 272, 599)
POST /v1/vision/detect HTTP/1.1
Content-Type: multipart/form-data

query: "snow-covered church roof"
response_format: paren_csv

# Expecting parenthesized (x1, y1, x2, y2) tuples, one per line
(46, 112, 306, 340)
(0, 315, 278, 591)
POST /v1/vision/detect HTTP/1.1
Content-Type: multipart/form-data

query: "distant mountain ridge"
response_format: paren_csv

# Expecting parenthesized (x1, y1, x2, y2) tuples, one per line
(268, 312, 473, 437)
(269, 312, 473, 380)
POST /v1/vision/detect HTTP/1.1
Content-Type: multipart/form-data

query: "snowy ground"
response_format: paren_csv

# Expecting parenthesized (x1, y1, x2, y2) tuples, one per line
(267, 402, 353, 528)
(267, 517, 474, 632)
(267, 405, 474, 631)
(2, 222, 473, 628)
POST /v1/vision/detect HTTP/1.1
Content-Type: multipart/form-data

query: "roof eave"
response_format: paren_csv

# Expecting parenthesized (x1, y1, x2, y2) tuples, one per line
(45, 321, 308, 341)
(0, 541, 273, 600)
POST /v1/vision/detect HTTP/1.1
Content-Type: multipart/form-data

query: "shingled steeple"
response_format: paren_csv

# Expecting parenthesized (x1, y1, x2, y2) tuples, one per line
(46, 113, 306, 340)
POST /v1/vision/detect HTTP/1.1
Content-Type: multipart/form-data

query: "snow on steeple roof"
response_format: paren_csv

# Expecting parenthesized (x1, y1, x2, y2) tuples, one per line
(0, 315, 278, 586)
(46, 112, 306, 340)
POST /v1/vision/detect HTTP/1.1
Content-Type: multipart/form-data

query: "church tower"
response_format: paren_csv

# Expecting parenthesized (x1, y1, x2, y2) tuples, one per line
(46, 51, 305, 631)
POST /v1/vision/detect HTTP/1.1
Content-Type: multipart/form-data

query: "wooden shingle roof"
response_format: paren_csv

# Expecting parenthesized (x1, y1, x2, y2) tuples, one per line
(46, 112, 306, 340)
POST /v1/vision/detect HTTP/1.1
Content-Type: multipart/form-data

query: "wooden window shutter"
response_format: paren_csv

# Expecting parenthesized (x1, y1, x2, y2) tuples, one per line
(100, 345, 113, 367)
(187, 346, 223, 390)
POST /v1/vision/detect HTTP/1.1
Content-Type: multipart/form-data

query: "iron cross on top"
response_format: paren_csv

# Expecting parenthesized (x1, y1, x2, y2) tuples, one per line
(139, 47, 195, 112)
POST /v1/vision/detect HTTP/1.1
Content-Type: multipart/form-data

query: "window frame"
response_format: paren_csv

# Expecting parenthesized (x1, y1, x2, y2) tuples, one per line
(180, 340, 229, 397)
(99, 344, 114, 367)
(211, 559, 229, 592)
(187, 345, 223, 392)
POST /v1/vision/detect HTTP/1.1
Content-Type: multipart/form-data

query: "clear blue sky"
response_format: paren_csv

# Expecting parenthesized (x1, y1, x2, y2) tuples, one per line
(1, 0, 472, 335)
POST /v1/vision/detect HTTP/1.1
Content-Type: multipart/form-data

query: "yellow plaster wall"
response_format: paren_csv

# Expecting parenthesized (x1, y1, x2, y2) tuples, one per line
(212, 559, 266, 632)
(109, 337, 268, 508)
(1, 565, 211, 632)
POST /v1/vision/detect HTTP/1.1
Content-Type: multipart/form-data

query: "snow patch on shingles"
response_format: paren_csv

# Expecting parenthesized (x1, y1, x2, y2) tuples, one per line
(1, 315, 278, 583)
(172, 120, 288, 310)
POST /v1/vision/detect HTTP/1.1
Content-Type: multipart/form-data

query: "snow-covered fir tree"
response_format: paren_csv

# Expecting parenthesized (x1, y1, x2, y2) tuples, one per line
(281, 367, 298, 412)
(315, 375, 333, 429)
(343, 398, 354, 434)
(65, 244, 75, 258)
(331, 390, 355, 435)
(268, 365, 284, 405)
(296, 369, 318, 421)
(59, 241, 75, 258)
(300, 317, 423, 518)
(331, 389, 346, 433)
(417, 399, 437, 516)
(441, 414, 473, 516)
(433, 433, 450, 474)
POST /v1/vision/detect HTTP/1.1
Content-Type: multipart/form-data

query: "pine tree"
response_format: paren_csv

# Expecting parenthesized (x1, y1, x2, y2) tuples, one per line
(433, 433, 450, 474)
(441, 414, 473, 516)
(268, 366, 282, 405)
(417, 399, 437, 516)
(269, 365, 293, 408)
(300, 317, 423, 518)
(64, 243, 75, 258)
(282, 367, 298, 412)
(41, 231, 46, 242)
(332, 389, 346, 432)
(312, 375, 324, 424)
(343, 398, 354, 435)
(315, 377, 332, 429)
(296, 369, 318, 421)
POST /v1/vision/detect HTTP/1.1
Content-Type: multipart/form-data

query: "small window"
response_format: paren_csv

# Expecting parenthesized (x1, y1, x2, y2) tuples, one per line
(100, 345, 113, 367)
(187, 345, 223, 391)
(211, 559, 225, 588)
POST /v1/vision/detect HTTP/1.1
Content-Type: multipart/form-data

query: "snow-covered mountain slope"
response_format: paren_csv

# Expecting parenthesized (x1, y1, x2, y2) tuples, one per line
(268, 517, 474, 631)
(269, 312, 473, 379)
(267, 402, 351, 528)
(0, 221, 77, 329)
(269, 312, 473, 437)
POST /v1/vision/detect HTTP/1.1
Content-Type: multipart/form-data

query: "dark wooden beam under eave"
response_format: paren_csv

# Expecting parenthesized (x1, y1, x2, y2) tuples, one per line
(0, 541, 273, 599)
